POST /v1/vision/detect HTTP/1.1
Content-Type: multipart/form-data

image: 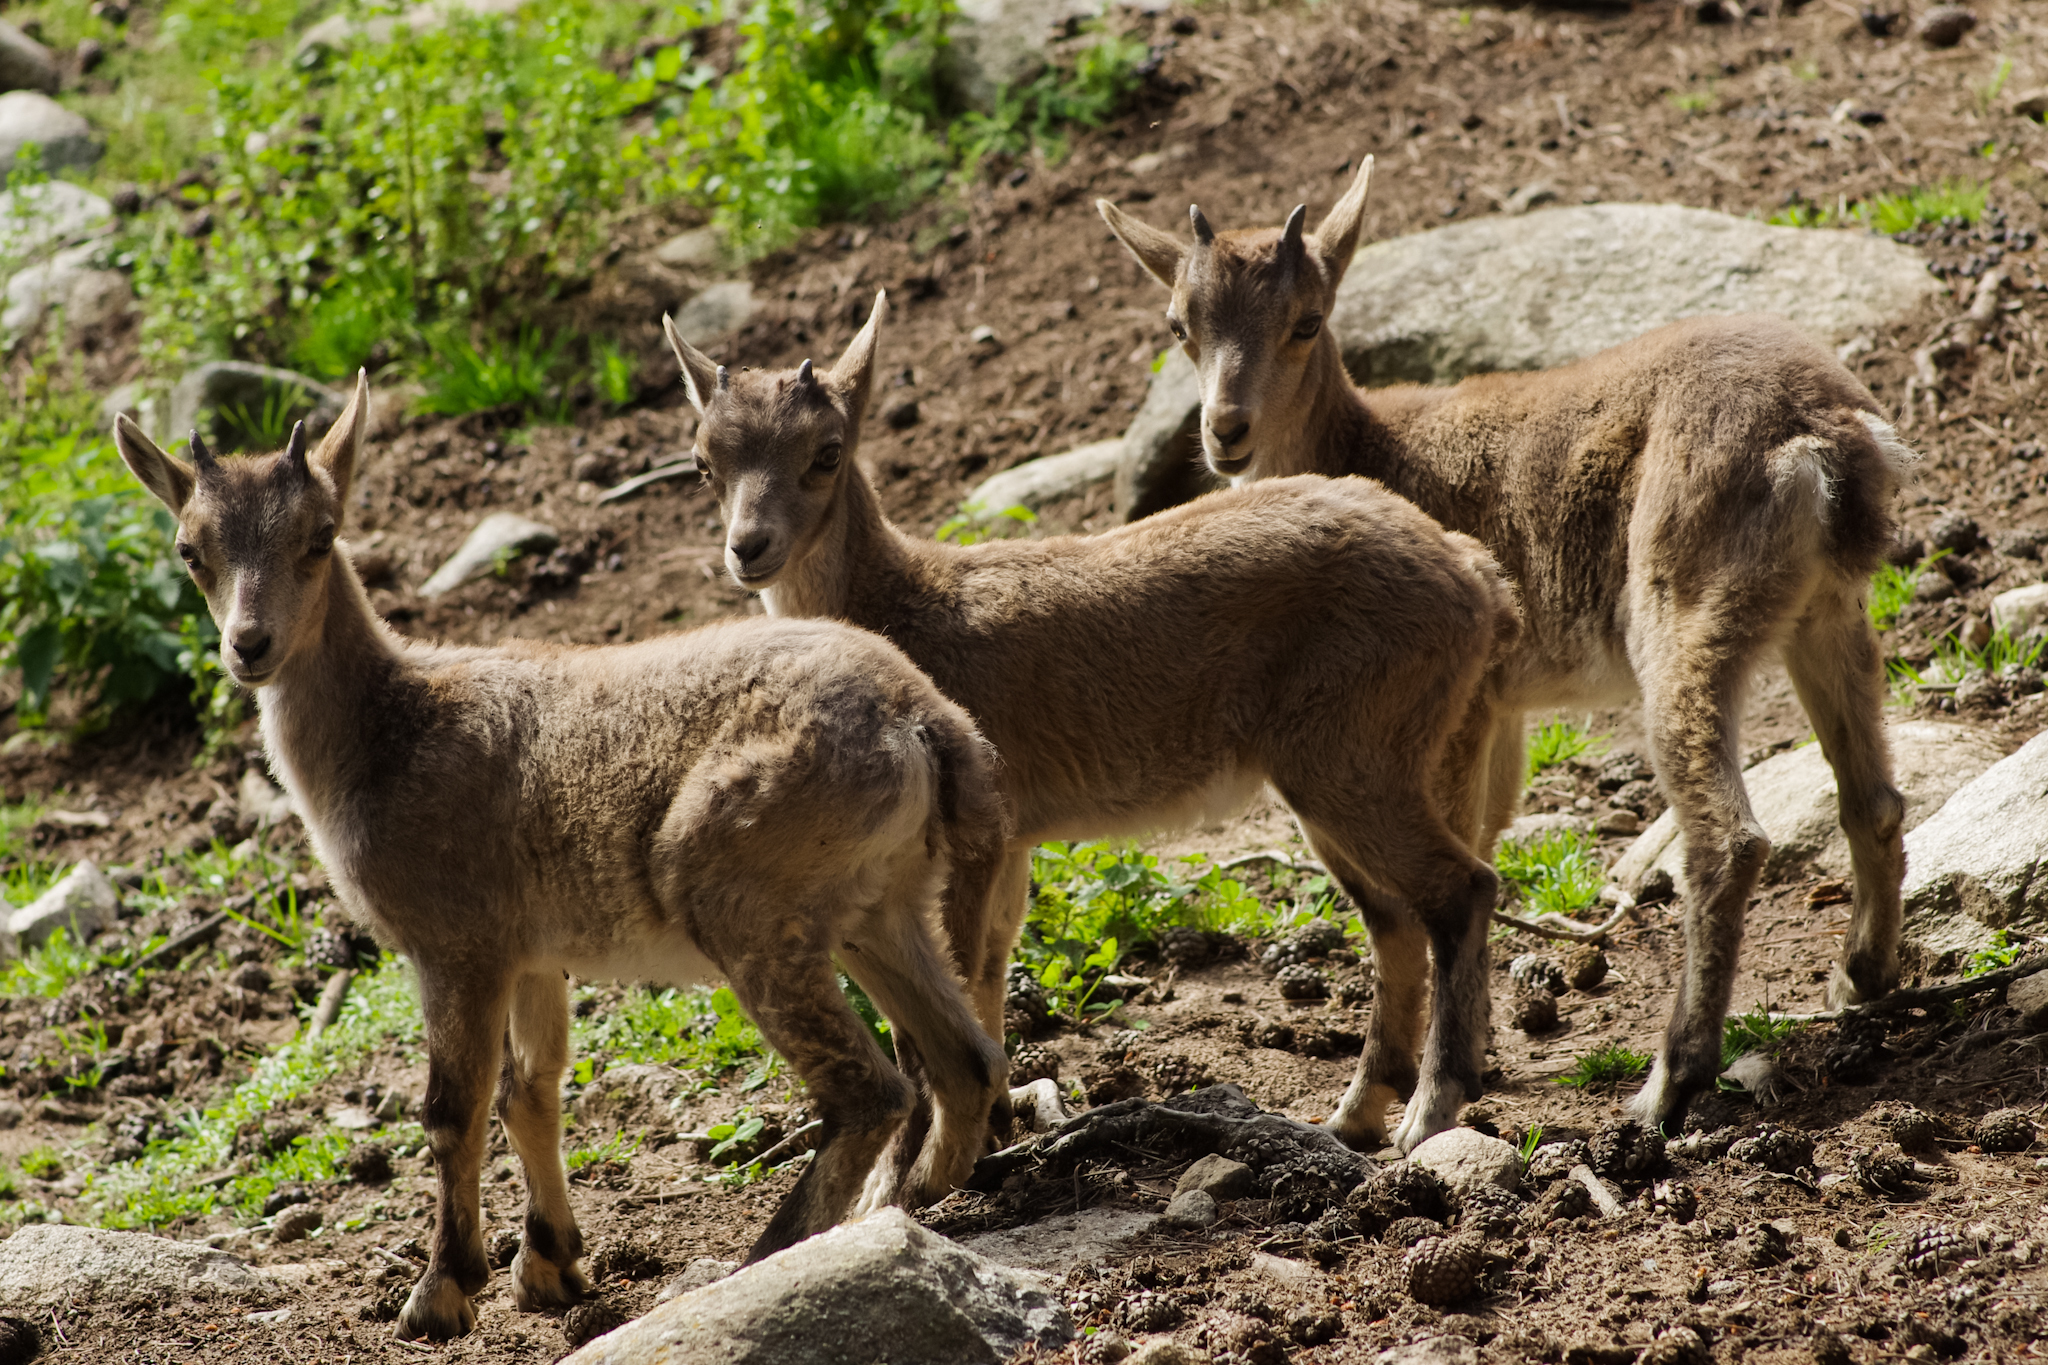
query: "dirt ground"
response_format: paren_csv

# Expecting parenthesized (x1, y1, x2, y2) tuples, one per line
(5, 0, 2048, 1357)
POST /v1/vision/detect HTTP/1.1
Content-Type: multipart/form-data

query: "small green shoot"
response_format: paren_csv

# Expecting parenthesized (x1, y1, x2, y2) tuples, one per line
(1495, 828, 1606, 919)
(1667, 87, 1716, 115)
(936, 504, 1038, 546)
(18, 1149, 64, 1180)
(592, 338, 636, 410)
(1976, 58, 2014, 116)
(1722, 1007, 1800, 1068)
(1966, 929, 2024, 977)
(1868, 551, 1948, 630)
(1517, 1124, 1545, 1166)
(0, 1167, 17, 1201)
(1525, 716, 1609, 780)
(566, 1128, 643, 1172)
(1558, 1044, 1650, 1090)
(1862, 179, 1988, 234)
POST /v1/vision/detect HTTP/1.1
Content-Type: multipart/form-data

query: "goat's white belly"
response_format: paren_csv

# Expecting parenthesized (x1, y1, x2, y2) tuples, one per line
(566, 932, 723, 990)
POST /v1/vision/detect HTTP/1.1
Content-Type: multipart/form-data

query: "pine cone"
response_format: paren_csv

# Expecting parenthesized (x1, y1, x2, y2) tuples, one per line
(1525, 1139, 1589, 1183)
(1523, 1176, 1592, 1230)
(1066, 1285, 1112, 1325)
(1510, 987, 1559, 1033)
(1650, 1179, 1698, 1224)
(1847, 1143, 1917, 1196)
(305, 926, 363, 971)
(1004, 966, 1052, 1038)
(1904, 1224, 1971, 1277)
(562, 1301, 629, 1349)
(1975, 1108, 2035, 1153)
(1334, 974, 1373, 1007)
(1565, 944, 1608, 992)
(1102, 1028, 1147, 1062)
(1458, 1184, 1525, 1238)
(1509, 954, 1567, 994)
(1728, 1125, 1814, 1174)
(1264, 1149, 1368, 1222)
(1120, 1289, 1183, 1333)
(1640, 1325, 1711, 1365)
(1079, 1331, 1132, 1365)
(1872, 1102, 1941, 1153)
(1404, 1234, 1485, 1305)
(1259, 917, 1347, 971)
(1150, 1053, 1209, 1094)
(1159, 926, 1213, 966)
(1743, 1222, 1793, 1268)
(1009, 1044, 1060, 1084)
(1382, 1215, 1448, 1247)
(1346, 1162, 1451, 1233)
(1275, 962, 1328, 1000)
(1589, 1119, 1666, 1181)
(1200, 1311, 1284, 1365)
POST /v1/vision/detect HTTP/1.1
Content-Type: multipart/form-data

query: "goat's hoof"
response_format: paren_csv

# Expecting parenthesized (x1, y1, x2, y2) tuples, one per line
(1319, 1114, 1388, 1153)
(511, 1249, 590, 1311)
(1824, 961, 1894, 1011)
(396, 1277, 478, 1341)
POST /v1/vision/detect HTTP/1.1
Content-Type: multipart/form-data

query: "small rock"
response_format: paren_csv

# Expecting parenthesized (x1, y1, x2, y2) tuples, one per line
(1914, 4, 1976, 46)
(1595, 808, 1640, 836)
(1127, 1344, 1205, 1365)
(0, 1225, 275, 1308)
(1408, 1128, 1521, 1198)
(0, 20, 59, 94)
(658, 1257, 739, 1302)
(1992, 583, 2048, 638)
(1565, 944, 1608, 992)
(883, 397, 920, 429)
(653, 226, 724, 271)
(969, 324, 998, 345)
(669, 280, 753, 345)
(1163, 1189, 1220, 1228)
(2008, 970, 2048, 1031)
(271, 1204, 323, 1244)
(419, 512, 560, 598)
(1378, 1340, 1480, 1365)
(5, 860, 118, 958)
(571, 451, 616, 486)
(1177, 1153, 1256, 1201)
(0, 91, 97, 171)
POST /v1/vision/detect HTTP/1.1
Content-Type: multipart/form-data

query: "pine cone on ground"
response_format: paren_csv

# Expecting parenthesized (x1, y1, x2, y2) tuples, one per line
(1009, 1044, 1060, 1084)
(1510, 987, 1559, 1033)
(1457, 1184, 1524, 1238)
(1651, 1179, 1699, 1224)
(1565, 944, 1608, 992)
(1264, 1149, 1368, 1222)
(1872, 1102, 1941, 1153)
(1275, 962, 1328, 1000)
(562, 1301, 629, 1349)
(1159, 926, 1213, 967)
(1743, 1222, 1793, 1268)
(1103, 1028, 1147, 1061)
(1589, 1119, 1666, 1181)
(1199, 1311, 1286, 1365)
(1334, 974, 1373, 1007)
(1525, 1139, 1589, 1183)
(1346, 1162, 1450, 1233)
(1005, 966, 1052, 1038)
(1640, 1325, 1711, 1365)
(1522, 1177, 1592, 1230)
(1080, 1331, 1133, 1365)
(1509, 954, 1567, 995)
(1846, 1143, 1917, 1197)
(1728, 1124, 1814, 1174)
(1150, 1053, 1209, 1094)
(1904, 1224, 1972, 1277)
(1975, 1108, 2035, 1152)
(1405, 1234, 1486, 1306)
(1120, 1289, 1183, 1333)
(1382, 1215, 1448, 1247)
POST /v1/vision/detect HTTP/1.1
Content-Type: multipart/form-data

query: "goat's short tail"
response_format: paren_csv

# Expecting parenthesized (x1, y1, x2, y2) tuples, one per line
(915, 706, 1012, 878)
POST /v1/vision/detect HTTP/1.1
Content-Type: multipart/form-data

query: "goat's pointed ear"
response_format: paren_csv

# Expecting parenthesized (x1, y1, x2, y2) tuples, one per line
(829, 290, 885, 429)
(663, 313, 724, 416)
(309, 370, 369, 512)
(113, 414, 195, 514)
(1097, 198, 1185, 290)
(1313, 154, 1373, 284)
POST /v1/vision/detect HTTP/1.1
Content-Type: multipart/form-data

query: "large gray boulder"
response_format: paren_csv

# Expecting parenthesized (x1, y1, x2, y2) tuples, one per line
(0, 91, 98, 171)
(1608, 721, 2002, 894)
(559, 1208, 1073, 1365)
(1902, 730, 2048, 949)
(669, 280, 754, 346)
(1117, 204, 1940, 519)
(1, 239, 94, 344)
(961, 438, 1121, 522)
(0, 21, 60, 96)
(0, 1225, 278, 1307)
(167, 361, 343, 452)
(940, 0, 1109, 112)
(1117, 347, 1221, 519)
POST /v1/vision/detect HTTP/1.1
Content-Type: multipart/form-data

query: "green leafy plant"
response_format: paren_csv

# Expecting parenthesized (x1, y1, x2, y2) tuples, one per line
(571, 983, 769, 1077)
(18, 1148, 65, 1181)
(566, 1128, 643, 1171)
(1862, 179, 1988, 234)
(1966, 928, 2025, 977)
(1525, 716, 1609, 780)
(1558, 1044, 1650, 1090)
(592, 338, 636, 410)
(417, 325, 571, 418)
(0, 928, 110, 1001)
(1495, 828, 1606, 918)
(1722, 1007, 1799, 1068)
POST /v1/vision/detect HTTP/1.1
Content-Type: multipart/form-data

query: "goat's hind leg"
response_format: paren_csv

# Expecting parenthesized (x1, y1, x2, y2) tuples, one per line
(726, 941, 916, 1261)
(498, 970, 591, 1312)
(1784, 586, 1906, 1008)
(397, 968, 509, 1341)
(1322, 875, 1427, 1151)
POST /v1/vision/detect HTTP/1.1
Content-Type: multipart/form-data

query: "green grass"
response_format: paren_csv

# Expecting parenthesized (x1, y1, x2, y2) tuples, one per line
(1525, 716, 1609, 781)
(1722, 1007, 1800, 1068)
(569, 982, 774, 1087)
(0, 1166, 18, 1202)
(1869, 551, 1947, 631)
(18, 1148, 64, 1180)
(1769, 179, 1988, 234)
(1667, 87, 1716, 115)
(1888, 624, 2047, 704)
(1495, 828, 1606, 918)
(1517, 1124, 1544, 1166)
(565, 1128, 642, 1172)
(85, 957, 426, 1228)
(417, 326, 573, 419)
(1558, 1044, 1651, 1090)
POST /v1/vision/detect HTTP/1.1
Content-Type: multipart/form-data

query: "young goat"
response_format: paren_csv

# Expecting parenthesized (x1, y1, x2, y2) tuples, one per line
(112, 377, 1010, 1341)
(666, 292, 1523, 1155)
(1100, 156, 1916, 1135)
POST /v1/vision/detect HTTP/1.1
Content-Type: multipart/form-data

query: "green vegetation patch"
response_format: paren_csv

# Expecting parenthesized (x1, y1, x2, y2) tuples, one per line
(1496, 827, 1606, 919)
(1558, 1043, 1650, 1090)
(1770, 178, 1988, 234)
(1525, 716, 1609, 781)
(1722, 1007, 1800, 1068)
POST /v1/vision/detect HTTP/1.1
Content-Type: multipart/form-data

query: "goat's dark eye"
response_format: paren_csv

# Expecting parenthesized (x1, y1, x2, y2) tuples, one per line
(1292, 314, 1323, 341)
(814, 442, 844, 472)
(176, 541, 198, 566)
(309, 527, 335, 558)
(1168, 316, 1189, 342)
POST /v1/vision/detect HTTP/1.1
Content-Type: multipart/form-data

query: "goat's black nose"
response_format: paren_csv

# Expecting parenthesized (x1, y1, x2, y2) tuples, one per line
(729, 531, 772, 566)
(1212, 418, 1251, 448)
(232, 632, 272, 666)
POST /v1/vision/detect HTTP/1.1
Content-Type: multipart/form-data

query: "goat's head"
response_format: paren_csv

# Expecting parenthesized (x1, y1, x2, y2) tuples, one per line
(112, 373, 369, 687)
(1097, 156, 1373, 479)
(664, 292, 883, 590)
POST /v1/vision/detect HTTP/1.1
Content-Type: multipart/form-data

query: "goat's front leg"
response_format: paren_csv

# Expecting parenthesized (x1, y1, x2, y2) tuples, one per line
(498, 970, 589, 1312)
(397, 969, 508, 1342)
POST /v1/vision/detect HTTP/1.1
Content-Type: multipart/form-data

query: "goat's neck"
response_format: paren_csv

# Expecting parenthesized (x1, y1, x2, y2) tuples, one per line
(1275, 336, 1467, 518)
(257, 558, 406, 819)
(763, 464, 937, 623)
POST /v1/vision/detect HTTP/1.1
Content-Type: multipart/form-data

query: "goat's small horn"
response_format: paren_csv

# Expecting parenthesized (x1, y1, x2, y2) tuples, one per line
(797, 358, 816, 388)
(189, 430, 217, 471)
(716, 365, 730, 393)
(1281, 204, 1307, 257)
(283, 420, 309, 474)
(1189, 204, 1216, 245)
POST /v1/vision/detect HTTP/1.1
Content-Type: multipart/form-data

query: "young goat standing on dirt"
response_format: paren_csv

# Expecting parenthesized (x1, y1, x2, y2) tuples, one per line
(112, 377, 1011, 1341)
(666, 292, 1523, 1155)
(1099, 156, 1916, 1135)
